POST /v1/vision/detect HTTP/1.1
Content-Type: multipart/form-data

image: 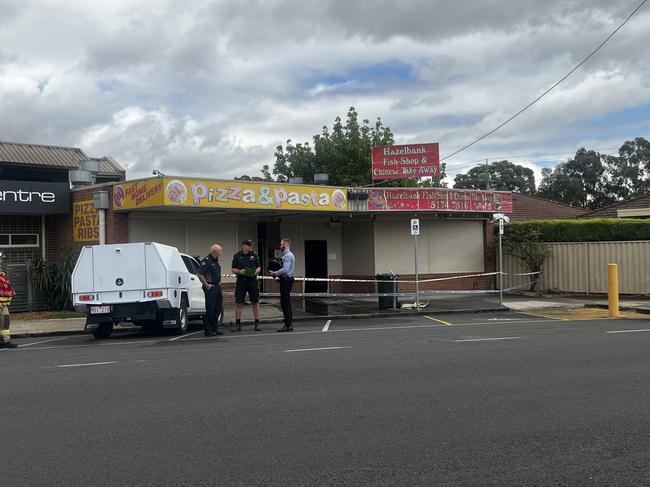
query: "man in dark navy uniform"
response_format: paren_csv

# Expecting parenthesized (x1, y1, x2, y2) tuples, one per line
(197, 244, 224, 337)
(231, 239, 261, 332)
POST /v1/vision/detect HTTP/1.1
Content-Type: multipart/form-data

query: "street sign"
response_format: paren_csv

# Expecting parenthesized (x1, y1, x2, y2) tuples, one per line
(411, 219, 420, 236)
(499, 219, 504, 235)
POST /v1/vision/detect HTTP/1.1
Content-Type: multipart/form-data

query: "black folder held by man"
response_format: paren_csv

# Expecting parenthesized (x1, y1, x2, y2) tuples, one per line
(267, 258, 283, 272)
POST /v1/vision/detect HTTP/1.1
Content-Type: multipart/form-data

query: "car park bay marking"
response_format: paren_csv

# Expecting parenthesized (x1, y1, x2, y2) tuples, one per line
(607, 328, 650, 334)
(14, 340, 160, 352)
(55, 361, 118, 368)
(18, 337, 70, 347)
(424, 315, 453, 326)
(322, 320, 332, 332)
(168, 330, 203, 341)
(283, 346, 351, 353)
(519, 311, 568, 321)
(455, 337, 521, 343)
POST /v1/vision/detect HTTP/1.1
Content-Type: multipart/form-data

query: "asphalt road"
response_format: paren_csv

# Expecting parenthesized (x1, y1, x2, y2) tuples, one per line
(3, 311, 650, 486)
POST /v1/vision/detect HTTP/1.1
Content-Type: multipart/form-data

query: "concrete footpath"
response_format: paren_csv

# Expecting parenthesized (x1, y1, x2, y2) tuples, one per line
(8, 293, 650, 338)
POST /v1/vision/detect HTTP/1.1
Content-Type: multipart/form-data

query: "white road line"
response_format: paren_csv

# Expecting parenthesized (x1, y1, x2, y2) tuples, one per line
(455, 337, 521, 342)
(487, 318, 530, 322)
(186, 319, 558, 341)
(607, 328, 650, 334)
(168, 330, 203, 341)
(97, 340, 158, 346)
(322, 320, 332, 332)
(284, 346, 351, 353)
(10, 318, 573, 352)
(15, 340, 159, 351)
(18, 337, 70, 347)
(55, 361, 118, 368)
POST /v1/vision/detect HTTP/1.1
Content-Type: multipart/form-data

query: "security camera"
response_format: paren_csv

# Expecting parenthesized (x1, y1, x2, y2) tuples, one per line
(492, 213, 509, 223)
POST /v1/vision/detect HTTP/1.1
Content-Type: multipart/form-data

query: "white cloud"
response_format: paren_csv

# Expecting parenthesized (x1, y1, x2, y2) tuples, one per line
(0, 0, 648, 183)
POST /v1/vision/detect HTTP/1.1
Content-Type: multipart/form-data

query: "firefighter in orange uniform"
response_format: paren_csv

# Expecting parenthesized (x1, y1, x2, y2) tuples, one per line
(0, 251, 18, 349)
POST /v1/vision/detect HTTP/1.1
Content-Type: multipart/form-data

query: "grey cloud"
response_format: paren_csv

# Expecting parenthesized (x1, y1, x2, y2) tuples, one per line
(0, 0, 648, 186)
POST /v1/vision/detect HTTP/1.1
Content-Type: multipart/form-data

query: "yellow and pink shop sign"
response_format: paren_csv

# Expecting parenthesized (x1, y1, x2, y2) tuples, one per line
(113, 178, 348, 212)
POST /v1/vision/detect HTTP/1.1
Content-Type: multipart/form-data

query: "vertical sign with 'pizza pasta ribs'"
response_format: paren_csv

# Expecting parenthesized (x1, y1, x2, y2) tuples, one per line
(371, 143, 440, 180)
(73, 200, 99, 242)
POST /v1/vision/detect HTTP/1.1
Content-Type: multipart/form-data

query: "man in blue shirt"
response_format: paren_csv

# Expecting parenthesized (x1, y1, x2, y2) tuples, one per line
(270, 238, 295, 332)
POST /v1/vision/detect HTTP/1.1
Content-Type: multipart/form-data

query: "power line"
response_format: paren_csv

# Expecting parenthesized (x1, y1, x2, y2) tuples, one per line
(467, 147, 619, 162)
(440, 0, 648, 162)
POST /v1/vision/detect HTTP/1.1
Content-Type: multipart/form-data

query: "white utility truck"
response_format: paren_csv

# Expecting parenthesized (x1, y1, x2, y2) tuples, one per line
(72, 242, 208, 338)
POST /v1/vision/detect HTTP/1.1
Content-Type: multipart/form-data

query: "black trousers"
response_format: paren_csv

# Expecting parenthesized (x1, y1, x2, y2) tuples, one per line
(279, 276, 294, 326)
(203, 284, 223, 331)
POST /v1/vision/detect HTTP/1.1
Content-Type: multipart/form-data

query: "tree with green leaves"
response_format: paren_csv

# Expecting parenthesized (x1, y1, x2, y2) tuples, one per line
(604, 137, 650, 201)
(235, 169, 273, 182)
(453, 160, 535, 193)
(537, 148, 611, 209)
(267, 107, 446, 187)
(502, 226, 551, 292)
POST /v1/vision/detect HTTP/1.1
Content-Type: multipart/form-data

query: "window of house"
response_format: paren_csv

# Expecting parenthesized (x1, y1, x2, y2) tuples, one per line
(0, 234, 40, 247)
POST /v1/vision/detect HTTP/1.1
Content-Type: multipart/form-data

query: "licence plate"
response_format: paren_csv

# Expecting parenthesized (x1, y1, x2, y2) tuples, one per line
(90, 305, 111, 314)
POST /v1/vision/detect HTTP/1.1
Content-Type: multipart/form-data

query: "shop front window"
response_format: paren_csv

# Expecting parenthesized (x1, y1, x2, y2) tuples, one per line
(0, 233, 40, 247)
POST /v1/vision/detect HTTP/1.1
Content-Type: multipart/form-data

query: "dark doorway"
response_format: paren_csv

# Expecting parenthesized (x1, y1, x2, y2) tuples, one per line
(304, 240, 328, 293)
(257, 222, 281, 293)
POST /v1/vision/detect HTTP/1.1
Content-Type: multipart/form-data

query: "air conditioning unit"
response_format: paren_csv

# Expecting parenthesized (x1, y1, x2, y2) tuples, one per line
(80, 159, 100, 173)
(69, 169, 94, 186)
(314, 173, 329, 185)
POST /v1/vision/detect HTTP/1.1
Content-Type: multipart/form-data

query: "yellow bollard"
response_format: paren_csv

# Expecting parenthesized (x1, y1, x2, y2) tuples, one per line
(607, 263, 619, 318)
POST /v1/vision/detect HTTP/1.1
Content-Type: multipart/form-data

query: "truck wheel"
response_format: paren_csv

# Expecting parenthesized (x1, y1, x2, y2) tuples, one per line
(174, 303, 189, 335)
(93, 322, 113, 339)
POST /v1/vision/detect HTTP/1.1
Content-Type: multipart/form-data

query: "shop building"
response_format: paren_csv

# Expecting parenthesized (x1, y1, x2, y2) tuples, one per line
(0, 141, 125, 312)
(0, 141, 125, 265)
(67, 176, 512, 298)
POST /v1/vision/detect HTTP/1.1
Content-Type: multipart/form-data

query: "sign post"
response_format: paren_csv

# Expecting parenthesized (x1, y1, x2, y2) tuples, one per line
(411, 219, 420, 309)
(499, 219, 503, 307)
(493, 214, 509, 308)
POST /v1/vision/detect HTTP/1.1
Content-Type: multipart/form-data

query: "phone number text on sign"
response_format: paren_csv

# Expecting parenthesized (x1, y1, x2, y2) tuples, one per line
(367, 188, 512, 213)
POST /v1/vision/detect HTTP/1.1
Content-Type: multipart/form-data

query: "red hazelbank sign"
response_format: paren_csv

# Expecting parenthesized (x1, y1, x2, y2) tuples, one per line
(371, 143, 440, 180)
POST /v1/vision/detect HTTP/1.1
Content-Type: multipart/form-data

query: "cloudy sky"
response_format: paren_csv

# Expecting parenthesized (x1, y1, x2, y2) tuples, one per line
(1, 0, 649, 186)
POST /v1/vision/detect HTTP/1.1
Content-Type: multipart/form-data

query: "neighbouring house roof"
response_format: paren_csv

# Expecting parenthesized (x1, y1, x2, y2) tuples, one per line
(0, 141, 125, 179)
(510, 192, 587, 221)
(579, 194, 650, 219)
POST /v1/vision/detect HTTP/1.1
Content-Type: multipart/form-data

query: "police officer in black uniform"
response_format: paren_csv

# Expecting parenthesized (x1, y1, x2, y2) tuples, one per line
(197, 244, 224, 337)
(231, 239, 261, 332)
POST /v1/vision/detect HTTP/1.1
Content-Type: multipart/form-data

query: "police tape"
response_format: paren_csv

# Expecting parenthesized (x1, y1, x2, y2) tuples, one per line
(220, 270, 541, 284)
(219, 280, 538, 298)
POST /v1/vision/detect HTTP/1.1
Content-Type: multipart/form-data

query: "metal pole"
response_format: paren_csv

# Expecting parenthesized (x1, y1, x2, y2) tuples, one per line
(498, 226, 503, 307)
(414, 234, 420, 310)
(98, 209, 106, 245)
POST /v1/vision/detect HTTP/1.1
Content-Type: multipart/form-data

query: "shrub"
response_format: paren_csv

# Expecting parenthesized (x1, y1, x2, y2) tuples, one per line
(31, 249, 77, 311)
(500, 219, 650, 242)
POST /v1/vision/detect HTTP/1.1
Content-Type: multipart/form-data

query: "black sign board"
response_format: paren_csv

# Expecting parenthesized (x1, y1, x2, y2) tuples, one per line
(0, 180, 71, 214)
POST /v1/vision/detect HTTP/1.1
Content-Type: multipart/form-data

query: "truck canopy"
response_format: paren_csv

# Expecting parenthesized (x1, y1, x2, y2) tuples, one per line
(72, 242, 190, 294)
